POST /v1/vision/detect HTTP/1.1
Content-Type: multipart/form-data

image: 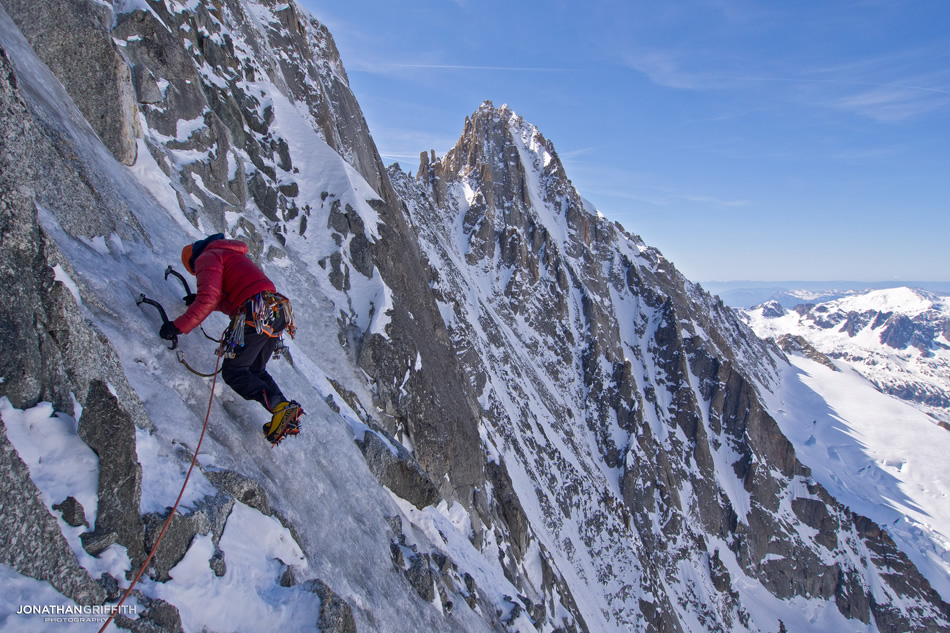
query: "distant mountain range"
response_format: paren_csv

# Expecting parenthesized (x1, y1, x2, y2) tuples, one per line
(739, 287, 950, 426)
(703, 280, 950, 309)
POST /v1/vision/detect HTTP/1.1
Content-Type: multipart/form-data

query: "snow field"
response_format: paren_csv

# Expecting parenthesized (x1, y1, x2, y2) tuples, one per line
(765, 352, 950, 600)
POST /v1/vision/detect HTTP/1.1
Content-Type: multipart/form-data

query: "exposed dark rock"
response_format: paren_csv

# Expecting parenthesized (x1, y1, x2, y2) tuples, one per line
(775, 334, 838, 371)
(880, 313, 915, 349)
(78, 380, 147, 570)
(0, 31, 153, 428)
(190, 491, 236, 547)
(203, 469, 272, 515)
(80, 529, 118, 557)
(839, 310, 875, 337)
(355, 425, 440, 510)
(485, 459, 529, 560)
(278, 180, 299, 198)
(278, 559, 298, 587)
(302, 578, 357, 633)
(142, 508, 209, 582)
(115, 592, 184, 633)
(404, 552, 436, 602)
(131, 64, 163, 104)
(97, 573, 121, 602)
(755, 300, 785, 318)
(139, 490, 231, 582)
(209, 549, 227, 577)
(53, 495, 89, 528)
(2, 0, 139, 164)
(138, 596, 184, 633)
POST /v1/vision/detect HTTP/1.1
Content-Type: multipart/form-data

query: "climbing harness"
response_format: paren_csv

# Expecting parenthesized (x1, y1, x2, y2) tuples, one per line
(164, 265, 295, 362)
(220, 290, 295, 360)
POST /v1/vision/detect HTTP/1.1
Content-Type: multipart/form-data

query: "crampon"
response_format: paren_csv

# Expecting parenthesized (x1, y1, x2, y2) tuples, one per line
(263, 401, 303, 446)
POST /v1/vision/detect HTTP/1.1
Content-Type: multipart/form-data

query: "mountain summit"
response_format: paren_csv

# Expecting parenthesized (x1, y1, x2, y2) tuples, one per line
(0, 2, 948, 632)
(393, 101, 950, 631)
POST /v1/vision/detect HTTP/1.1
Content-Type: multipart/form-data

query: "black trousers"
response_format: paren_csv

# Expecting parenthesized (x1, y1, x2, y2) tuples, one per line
(221, 312, 286, 412)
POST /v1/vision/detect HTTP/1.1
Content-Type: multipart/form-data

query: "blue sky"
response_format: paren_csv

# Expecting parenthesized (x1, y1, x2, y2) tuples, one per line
(297, 0, 949, 282)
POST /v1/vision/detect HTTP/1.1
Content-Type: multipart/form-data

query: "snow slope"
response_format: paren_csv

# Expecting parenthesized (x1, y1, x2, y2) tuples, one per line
(763, 353, 950, 599)
(0, 3, 527, 631)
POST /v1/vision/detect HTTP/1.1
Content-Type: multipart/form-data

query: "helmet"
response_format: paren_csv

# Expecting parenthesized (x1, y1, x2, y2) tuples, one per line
(181, 243, 195, 274)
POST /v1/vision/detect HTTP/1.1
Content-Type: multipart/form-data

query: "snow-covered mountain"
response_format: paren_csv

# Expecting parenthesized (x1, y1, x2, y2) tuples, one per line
(1, 1, 949, 632)
(741, 287, 950, 426)
(701, 281, 950, 310)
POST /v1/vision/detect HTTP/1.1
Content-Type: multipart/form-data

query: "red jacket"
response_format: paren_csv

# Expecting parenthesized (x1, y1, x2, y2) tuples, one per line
(173, 239, 276, 334)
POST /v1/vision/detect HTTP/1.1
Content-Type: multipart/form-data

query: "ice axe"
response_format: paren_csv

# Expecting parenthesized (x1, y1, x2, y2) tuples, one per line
(136, 294, 178, 350)
(165, 265, 221, 344)
(165, 265, 195, 304)
(136, 293, 222, 376)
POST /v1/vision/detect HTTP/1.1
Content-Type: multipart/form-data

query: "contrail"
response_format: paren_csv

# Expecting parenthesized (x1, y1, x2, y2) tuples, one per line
(740, 76, 950, 95)
(391, 63, 575, 72)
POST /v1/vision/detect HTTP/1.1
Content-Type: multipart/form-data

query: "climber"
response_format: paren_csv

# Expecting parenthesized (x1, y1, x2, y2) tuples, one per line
(158, 233, 303, 445)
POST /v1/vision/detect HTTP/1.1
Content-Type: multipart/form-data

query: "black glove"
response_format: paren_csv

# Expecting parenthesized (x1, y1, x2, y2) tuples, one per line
(159, 321, 181, 341)
(183, 293, 197, 306)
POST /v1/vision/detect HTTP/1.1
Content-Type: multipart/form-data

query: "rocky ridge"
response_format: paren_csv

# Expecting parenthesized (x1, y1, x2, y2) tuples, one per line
(394, 102, 950, 631)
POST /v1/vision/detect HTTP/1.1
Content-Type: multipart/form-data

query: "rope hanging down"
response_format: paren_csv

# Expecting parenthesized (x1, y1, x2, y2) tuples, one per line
(97, 342, 223, 633)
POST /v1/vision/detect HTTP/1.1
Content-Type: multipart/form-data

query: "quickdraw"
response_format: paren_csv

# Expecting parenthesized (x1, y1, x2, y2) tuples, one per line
(249, 291, 295, 338)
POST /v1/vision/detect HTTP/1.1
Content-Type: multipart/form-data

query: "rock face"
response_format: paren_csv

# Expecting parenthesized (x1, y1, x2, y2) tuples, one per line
(2, 0, 139, 165)
(0, 417, 106, 605)
(774, 334, 838, 371)
(1, 1, 949, 632)
(355, 425, 440, 510)
(78, 381, 147, 569)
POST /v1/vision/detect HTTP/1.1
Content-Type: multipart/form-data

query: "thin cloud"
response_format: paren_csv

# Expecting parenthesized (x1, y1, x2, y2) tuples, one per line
(558, 145, 604, 160)
(577, 174, 753, 211)
(626, 50, 950, 121)
(739, 75, 950, 96)
(753, 75, 950, 122)
(623, 50, 732, 91)
(830, 146, 902, 161)
(831, 85, 950, 122)
(679, 108, 770, 125)
(347, 60, 577, 76)
(681, 194, 751, 208)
